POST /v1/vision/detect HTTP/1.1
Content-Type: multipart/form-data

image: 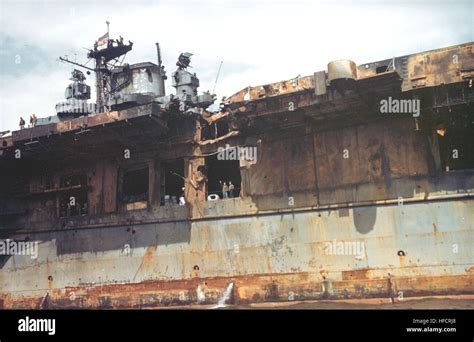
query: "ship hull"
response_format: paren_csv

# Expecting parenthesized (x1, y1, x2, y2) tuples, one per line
(1, 198, 472, 309)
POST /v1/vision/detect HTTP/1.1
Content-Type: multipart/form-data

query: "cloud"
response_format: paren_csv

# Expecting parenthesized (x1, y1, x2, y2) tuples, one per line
(0, 67, 70, 129)
(1, 0, 472, 131)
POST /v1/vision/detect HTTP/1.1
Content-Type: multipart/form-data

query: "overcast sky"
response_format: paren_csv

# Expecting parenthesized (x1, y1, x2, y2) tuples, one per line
(0, 0, 472, 132)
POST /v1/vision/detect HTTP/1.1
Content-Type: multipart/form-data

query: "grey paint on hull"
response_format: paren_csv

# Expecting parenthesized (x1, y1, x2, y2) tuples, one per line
(0, 199, 472, 296)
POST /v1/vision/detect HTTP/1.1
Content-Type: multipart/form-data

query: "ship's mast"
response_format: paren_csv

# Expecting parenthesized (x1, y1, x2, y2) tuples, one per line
(59, 21, 133, 113)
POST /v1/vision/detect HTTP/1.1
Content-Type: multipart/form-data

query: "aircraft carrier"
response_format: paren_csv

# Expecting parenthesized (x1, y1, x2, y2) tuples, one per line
(0, 34, 473, 308)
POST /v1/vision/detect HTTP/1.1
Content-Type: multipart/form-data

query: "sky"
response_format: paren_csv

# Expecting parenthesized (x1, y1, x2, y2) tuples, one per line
(0, 0, 473, 132)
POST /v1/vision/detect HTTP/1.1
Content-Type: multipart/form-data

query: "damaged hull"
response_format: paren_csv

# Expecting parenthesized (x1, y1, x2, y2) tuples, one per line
(1, 198, 473, 309)
(1, 42, 474, 309)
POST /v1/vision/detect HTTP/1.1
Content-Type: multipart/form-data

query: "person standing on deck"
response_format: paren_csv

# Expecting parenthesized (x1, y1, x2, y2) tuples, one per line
(228, 181, 235, 198)
(220, 181, 228, 199)
(31, 114, 38, 127)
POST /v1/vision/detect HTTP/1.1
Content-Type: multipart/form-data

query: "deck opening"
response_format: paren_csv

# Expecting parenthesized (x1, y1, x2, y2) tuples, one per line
(201, 121, 229, 141)
(160, 159, 185, 205)
(58, 173, 88, 217)
(205, 154, 241, 199)
(119, 165, 149, 203)
(437, 112, 474, 171)
(376, 65, 388, 74)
